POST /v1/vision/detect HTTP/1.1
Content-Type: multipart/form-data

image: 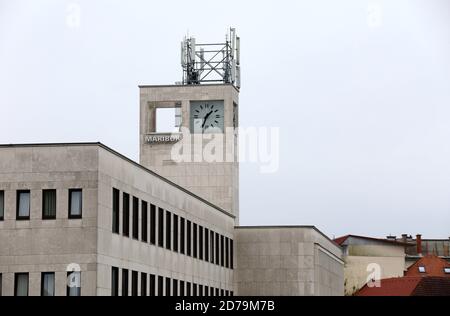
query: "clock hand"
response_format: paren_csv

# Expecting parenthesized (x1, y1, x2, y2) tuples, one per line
(202, 111, 213, 128)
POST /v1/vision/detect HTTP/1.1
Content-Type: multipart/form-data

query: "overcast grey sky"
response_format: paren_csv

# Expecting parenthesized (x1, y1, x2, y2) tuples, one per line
(1, 0, 449, 238)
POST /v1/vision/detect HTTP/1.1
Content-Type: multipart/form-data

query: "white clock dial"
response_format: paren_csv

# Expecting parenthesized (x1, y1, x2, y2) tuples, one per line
(190, 101, 224, 134)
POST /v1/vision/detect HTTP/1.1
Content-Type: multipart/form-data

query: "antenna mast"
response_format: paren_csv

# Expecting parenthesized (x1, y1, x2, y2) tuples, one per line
(181, 28, 241, 88)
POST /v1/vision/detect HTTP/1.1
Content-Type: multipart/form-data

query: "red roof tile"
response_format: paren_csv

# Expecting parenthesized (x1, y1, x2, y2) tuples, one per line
(406, 255, 450, 277)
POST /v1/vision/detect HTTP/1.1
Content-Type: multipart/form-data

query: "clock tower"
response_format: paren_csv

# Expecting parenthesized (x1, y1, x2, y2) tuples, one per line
(139, 28, 241, 221)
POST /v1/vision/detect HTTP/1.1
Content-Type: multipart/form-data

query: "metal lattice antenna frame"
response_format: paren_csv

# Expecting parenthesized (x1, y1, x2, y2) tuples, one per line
(181, 28, 240, 88)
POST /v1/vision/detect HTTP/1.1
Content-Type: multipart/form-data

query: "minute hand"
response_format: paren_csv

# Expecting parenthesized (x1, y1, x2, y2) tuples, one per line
(202, 111, 213, 128)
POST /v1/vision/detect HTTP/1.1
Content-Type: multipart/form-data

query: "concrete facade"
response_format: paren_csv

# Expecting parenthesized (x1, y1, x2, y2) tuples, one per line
(0, 143, 235, 296)
(337, 236, 406, 296)
(234, 227, 344, 296)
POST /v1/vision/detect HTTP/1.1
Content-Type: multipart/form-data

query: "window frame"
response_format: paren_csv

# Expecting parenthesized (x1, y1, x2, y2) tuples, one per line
(14, 272, 29, 296)
(41, 272, 55, 296)
(111, 266, 119, 296)
(112, 188, 120, 234)
(42, 189, 57, 220)
(141, 200, 148, 242)
(66, 271, 81, 296)
(0, 190, 4, 221)
(68, 188, 83, 219)
(132, 197, 139, 240)
(122, 193, 130, 237)
(16, 190, 31, 220)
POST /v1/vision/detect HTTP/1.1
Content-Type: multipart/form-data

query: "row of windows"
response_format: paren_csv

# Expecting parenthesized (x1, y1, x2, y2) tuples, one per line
(0, 272, 81, 296)
(112, 188, 234, 269)
(0, 189, 82, 221)
(111, 267, 233, 297)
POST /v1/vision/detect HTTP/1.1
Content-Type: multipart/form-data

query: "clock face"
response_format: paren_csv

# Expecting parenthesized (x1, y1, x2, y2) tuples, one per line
(190, 100, 225, 134)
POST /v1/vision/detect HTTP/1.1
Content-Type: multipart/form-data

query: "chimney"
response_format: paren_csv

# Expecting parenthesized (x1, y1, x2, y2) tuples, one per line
(401, 234, 408, 243)
(416, 234, 422, 256)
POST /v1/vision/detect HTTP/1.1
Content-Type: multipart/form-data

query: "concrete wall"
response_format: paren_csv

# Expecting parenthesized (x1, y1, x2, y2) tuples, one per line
(96, 145, 235, 295)
(342, 243, 405, 296)
(139, 85, 239, 220)
(234, 227, 344, 296)
(0, 145, 99, 296)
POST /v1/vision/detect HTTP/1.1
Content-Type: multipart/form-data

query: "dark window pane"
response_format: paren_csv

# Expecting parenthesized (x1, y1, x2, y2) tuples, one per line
(205, 228, 209, 262)
(122, 269, 129, 296)
(225, 237, 230, 268)
(15, 273, 29, 296)
(166, 211, 171, 250)
(67, 271, 81, 296)
(199, 226, 203, 260)
(215, 233, 220, 265)
(141, 201, 148, 242)
(180, 280, 185, 296)
(165, 277, 171, 296)
(186, 282, 191, 296)
(112, 188, 120, 233)
(132, 197, 139, 240)
(199, 284, 203, 296)
(230, 240, 234, 269)
(41, 272, 55, 296)
(16, 190, 30, 220)
(111, 267, 119, 296)
(187, 220, 191, 256)
(123, 193, 130, 237)
(150, 204, 156, 244)
(180, 218, 185, 254)
(158, 208, 164, 247)
(173, 214, 178, 252)
(141, 273, 147, 296)
(210, 231, 214, 263)
(68, 189, 82, 219)
(193, 283, 197, 296)
(42, 189, 56, 219)
(193, 224, 198, 258)
(0, 190, 4, 220)
(158, 276, 164, 296)
(131, 271, 138, 296)
(173, 279, 178, 296)
(150, 274, 156, 296)
(221, 235, 225, 267)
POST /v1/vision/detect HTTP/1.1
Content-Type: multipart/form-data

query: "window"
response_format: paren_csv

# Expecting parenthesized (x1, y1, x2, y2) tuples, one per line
(180, 280, 185, 296)
(444, 268, 450, 274)
(215, 288, 219, 296)
(180, 217, 185, 254)
(193, 283, 197, 296)
(210, 231, 215, 263)
(205, 228, 209, 262)
(418, 266, 426, 273)
(16, 190, 30, 220)
(14, 273, 29, 296)
(122, 269, 129, 296)
(111, 267, 119, 296)
(173, 279, 178, 296)
(173, 214, 178, 252)
(155, 107, 181, 133)
(67, 271, 81, 296)
(158, 208, 164, 247)
(230, 239, 234, 269)
(0, 273, 2, 296)
(166, 211, 171, 250)
(150, 204, 156, 245)
(199, 284, 203, 296)
(225, 237, 230, 268)
(131, 271, 138, 296)
(220, 235, 225, 267)
(158, 276, 164, 296)
(215, 232, 220, 265)
(193, 223, 198, 258)
(112, 188, 120, 234)
(150, 274, 156, 296)
(41, 272, 55, 296)
(199, 226, 204, 260)
(122, 193, 130, 237)
(141, 201, 148, 242)
(0, 190, 5, 220)
(69, 189, 83, 219)
(165, 277, 171, 296)
(132, 197, 139, 240)
(187, 220, 192, 256)
(221, 289, 225, 296)
(42, 189, 56, 219)
(68, 189, 82, 219)
(186, 282, 191, 296)
(141, 273, 147, 296)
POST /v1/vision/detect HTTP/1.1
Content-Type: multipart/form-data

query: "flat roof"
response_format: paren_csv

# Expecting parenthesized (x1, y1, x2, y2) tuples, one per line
(138, 83, 240, 92)
(235, 225, 342, 250)
(0, 142, 235, 219)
